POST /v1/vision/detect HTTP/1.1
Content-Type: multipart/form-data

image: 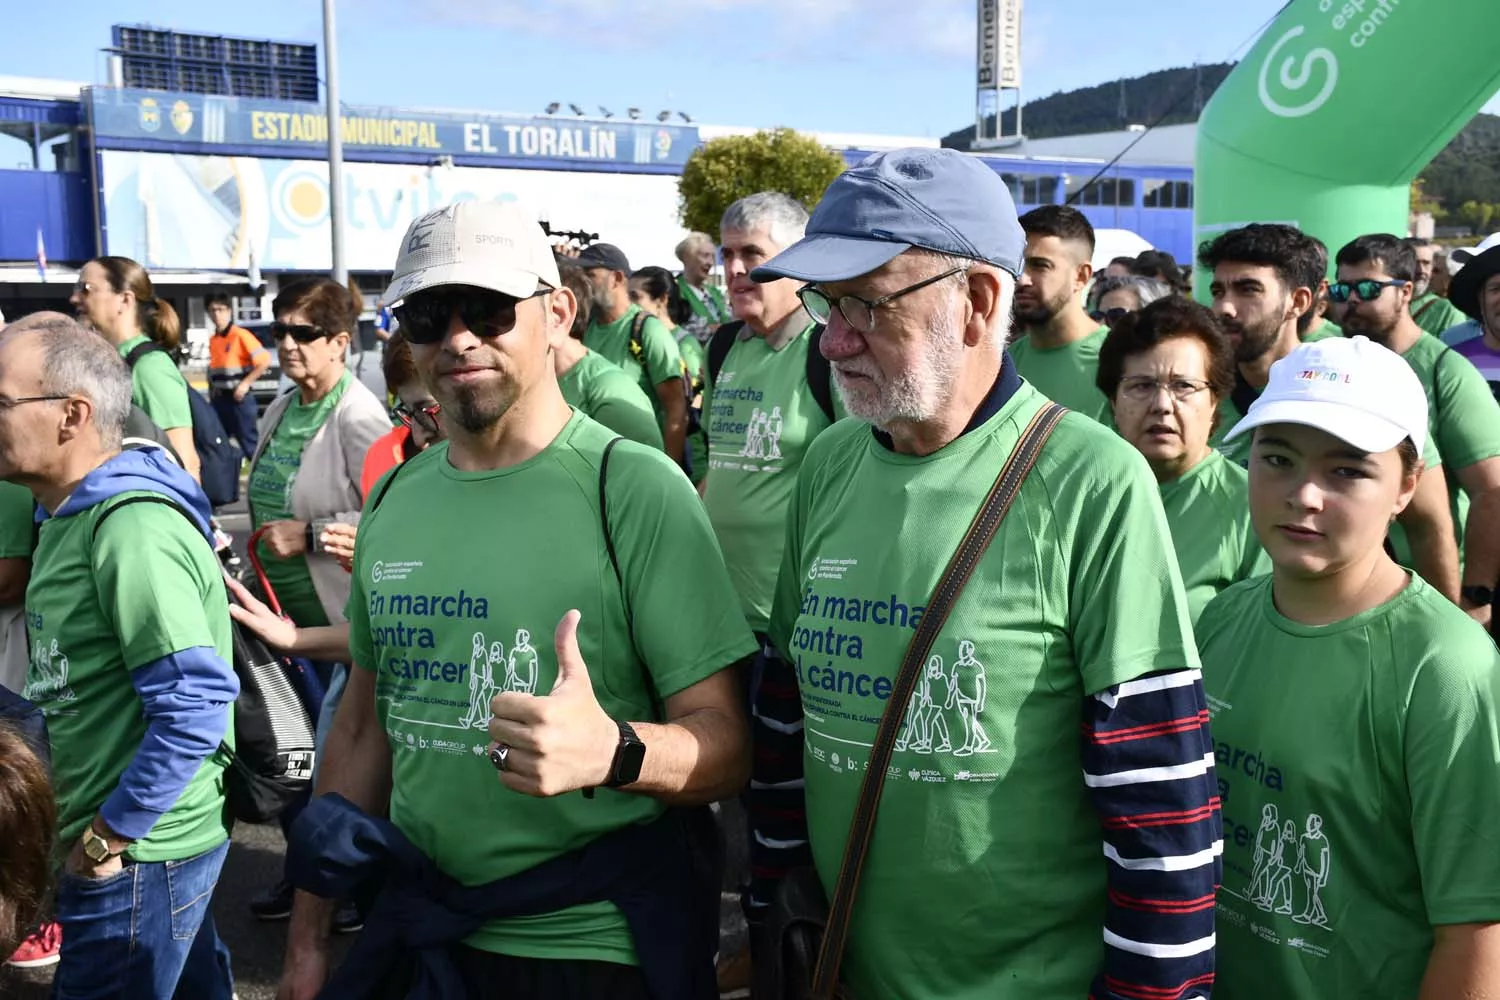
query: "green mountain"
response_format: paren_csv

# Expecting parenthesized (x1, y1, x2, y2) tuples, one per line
(943, 65, 1500, 217)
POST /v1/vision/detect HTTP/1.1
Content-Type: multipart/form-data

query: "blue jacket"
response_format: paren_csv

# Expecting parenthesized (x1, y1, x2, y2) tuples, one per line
(288, 793, 718, 1000)
(40, 449, 238, 840)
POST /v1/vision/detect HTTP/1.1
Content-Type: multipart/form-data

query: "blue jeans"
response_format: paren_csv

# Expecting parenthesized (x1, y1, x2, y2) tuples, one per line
(211, 390, 259, 461)
(52, 839, 234, 1000)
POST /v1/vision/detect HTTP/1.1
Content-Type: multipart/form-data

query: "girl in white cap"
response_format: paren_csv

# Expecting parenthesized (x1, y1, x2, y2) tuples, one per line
(1197, 334, 1500, 999)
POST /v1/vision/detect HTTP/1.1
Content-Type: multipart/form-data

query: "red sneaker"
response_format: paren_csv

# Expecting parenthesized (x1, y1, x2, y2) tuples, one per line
(6, 921, 61, 968)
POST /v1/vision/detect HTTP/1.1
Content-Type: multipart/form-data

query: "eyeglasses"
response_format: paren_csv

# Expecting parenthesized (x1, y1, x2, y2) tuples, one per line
(797, 266, 967, 334)
(390, 400, 441, 433)
(1327, 279, 1408, 303)
(1117, 376, 1213, 403)
(271, 321, 331, 344)
(393, 287, 550, 345)
(71, 281, 96, 296)
(1089, 307, 1132, 326)
(0, 394, 70, 410)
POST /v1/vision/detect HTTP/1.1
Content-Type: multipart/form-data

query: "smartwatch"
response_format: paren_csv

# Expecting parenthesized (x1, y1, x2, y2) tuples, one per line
(605, 720, 646, 788)
(583, 720, 646, 799)
(1461, 585, 1496, 608)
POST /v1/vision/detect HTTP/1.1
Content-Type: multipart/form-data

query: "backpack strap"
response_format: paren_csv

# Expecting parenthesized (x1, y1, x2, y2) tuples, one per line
(90, 493, 193, 543)
(707, 321, 742, 387)
(86, 494, 233, 760)
(804, 324, 835, 424)
(627, 311, 650, 368)
(810, 401, 1068, 995)
(367, 451, 416, 514)
(123, 341, 163, 369)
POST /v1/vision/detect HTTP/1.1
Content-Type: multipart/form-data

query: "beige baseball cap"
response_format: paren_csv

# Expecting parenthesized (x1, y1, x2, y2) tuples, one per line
(383, 201, 560, 305)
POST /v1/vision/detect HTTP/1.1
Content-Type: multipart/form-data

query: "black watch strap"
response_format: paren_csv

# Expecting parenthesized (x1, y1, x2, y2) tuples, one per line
(583, 720, 645, 799)
(1462, 584, 1495, 606)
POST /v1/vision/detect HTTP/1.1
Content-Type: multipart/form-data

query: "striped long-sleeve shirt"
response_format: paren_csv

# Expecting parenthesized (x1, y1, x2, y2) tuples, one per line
(748, 652, 1222, 998)
(1085, 667, 1222, 1000)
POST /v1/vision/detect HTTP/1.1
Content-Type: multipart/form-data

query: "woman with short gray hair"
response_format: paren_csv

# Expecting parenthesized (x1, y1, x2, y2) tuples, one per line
(1089, 274, 1174, 326)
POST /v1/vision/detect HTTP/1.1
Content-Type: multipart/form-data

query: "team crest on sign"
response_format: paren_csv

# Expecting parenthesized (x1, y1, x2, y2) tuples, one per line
(138, 98, 161, 133)
(171, 100, 194, 136)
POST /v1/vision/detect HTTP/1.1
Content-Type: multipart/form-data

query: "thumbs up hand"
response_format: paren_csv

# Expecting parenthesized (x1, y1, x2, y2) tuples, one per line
(487, 610, 620, 797)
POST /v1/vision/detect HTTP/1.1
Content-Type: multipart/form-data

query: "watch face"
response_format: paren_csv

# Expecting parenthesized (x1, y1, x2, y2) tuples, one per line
(615, 740, 646, 786)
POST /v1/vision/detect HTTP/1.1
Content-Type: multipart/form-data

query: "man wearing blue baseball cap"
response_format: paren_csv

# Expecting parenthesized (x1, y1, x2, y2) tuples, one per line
(753, 148, 1219, 1000)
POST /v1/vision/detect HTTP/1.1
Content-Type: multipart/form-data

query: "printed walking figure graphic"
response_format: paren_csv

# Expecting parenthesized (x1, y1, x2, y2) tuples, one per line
(1264, 820, 1298, 915)
(764, 406, 784, 460)
(1293, 813, 1332, 928)
(894, 666, 928, 752)
(461, 631, 499, 729)
(506, 629, 539, 695)
(1247, 803, 1281, 905)
(739, 409, 767, 459)
(914, 655, 952, 754)
(948, 640, 991, 756)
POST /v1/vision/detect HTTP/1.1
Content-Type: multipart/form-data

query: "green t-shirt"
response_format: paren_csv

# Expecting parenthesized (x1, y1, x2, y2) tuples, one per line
(1389, 333, 1500, 563)
(557, 350, 664, 451)
(248, 371, 354, 627)
(704, 324, 841, 633)
(0, 482, 36, 562)
(23, 492, 234, 861)
(1302, 318, 1341, 342)
(1159, 450, 1269, 625)
(1006, 326, 1112, 422)
(766, 383, 1198, 999)
(1198, 574, 1500, 1000)
(582, 305, 684, 427)
(118, 334, 192, 430)
(346, 411, 756, 964)
(1410, 291, 1468, 338)
(676, 330, 709, 484)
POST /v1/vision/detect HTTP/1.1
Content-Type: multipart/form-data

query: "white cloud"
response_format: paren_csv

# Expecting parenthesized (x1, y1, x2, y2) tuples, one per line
(409, 0, 975, 60)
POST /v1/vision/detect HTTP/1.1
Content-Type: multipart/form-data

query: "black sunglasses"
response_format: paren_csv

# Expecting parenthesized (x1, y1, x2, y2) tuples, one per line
(1089, 307, 1132, 326)
(1327, 279, 1408, 304)
(271, 320, 331, 344)
(394, 287, 549, 345)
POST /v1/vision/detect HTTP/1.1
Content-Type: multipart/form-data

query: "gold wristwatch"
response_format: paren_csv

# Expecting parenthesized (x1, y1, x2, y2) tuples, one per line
(81, 825, 120, 864)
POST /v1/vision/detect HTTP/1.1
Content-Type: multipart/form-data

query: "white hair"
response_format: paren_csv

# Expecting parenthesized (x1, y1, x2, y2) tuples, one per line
(720, 192, 809, 249)
(6, 312, 132, 451)
(905, 248, 1014, 347)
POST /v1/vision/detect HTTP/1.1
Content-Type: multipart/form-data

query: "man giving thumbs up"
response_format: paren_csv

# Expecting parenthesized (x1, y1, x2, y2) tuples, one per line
(278, 203, 757, 1000)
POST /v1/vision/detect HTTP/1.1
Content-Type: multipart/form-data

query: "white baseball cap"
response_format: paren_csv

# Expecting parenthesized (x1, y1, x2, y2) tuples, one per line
(383, 201, 560, 305)
(1225, 335, 1428, 457)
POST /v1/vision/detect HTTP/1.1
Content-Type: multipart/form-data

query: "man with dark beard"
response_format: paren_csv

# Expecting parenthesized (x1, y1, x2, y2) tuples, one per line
(1008, 205, 1112, 420)
(276, 200, 756, 1000)
(1336, 234, 1500, 622)
(1200, 225, 1458, 603)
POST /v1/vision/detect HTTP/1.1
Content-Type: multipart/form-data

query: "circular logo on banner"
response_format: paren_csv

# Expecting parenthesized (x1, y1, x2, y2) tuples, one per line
(269, 167, 330, 230)
(1257, 26, 1339, 119)
(654, 129, 674, 160)
(138, 98, 161, 133)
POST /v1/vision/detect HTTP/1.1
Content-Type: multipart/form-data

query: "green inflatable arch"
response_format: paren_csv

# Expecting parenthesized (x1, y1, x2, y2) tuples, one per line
(1194, 0, 1500, 291)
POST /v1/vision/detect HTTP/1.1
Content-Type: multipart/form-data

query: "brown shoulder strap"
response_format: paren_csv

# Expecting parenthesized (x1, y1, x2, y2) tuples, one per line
(810, 401, 1068, 996)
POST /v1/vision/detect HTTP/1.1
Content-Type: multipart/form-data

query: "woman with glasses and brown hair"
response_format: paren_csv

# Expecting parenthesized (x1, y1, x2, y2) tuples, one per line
(1097, 296, 1269, 623)
(70, 255, 202, 481)
(359, 331, 446, 497)
(242, 277, 387, 928)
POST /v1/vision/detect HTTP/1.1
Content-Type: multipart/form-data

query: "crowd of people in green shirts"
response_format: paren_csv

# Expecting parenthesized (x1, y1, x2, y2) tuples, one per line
(4, 161, 1500, 1000)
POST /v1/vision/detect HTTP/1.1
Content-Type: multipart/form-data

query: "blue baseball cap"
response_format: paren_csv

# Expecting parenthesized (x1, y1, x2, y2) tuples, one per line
(750, 147, 1025, 285)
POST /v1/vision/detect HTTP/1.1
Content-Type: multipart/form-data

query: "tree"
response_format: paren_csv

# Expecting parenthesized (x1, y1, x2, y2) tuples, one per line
(1457, 200, 1498, 234)
(678, 128, 846, 236)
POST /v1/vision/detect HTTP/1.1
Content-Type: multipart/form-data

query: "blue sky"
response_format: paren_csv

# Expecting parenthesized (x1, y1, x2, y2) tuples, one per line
(5, 0, 1499, 135)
